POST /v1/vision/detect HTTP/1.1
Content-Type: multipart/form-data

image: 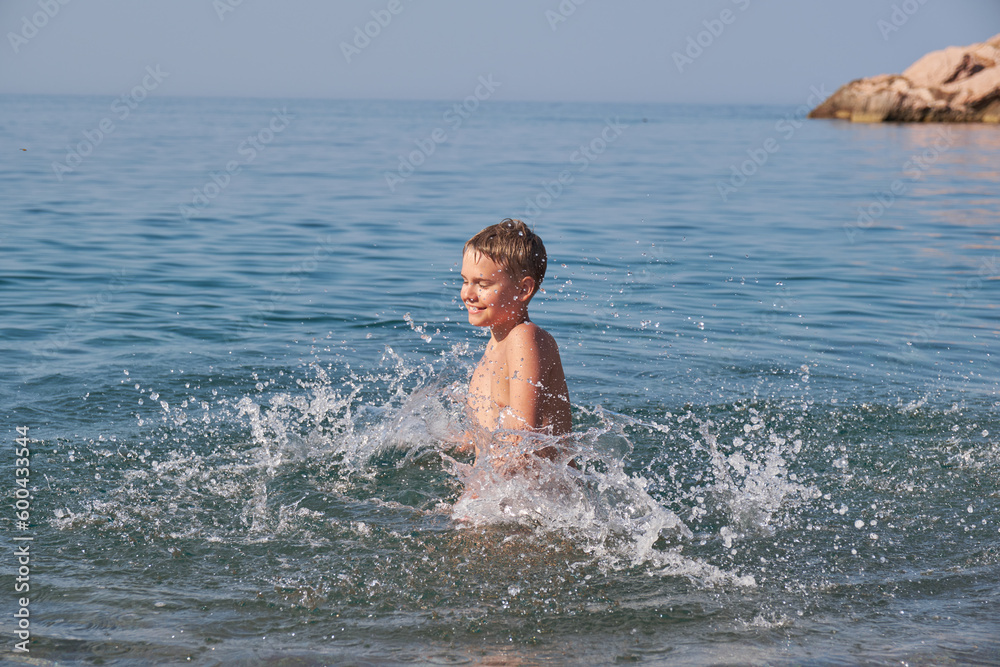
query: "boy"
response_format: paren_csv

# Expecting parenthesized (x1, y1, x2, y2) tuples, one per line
(457, 219, 571, 467)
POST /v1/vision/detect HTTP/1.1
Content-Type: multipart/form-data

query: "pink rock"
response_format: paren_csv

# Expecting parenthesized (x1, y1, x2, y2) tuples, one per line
(810, 33, 1000, 123)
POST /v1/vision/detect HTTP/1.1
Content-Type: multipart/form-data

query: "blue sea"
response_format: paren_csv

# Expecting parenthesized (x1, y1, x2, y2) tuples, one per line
(2, 94, 999, 665)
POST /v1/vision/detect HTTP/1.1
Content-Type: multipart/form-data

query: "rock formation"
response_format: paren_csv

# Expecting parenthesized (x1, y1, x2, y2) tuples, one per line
(809, 33, 1000, 123)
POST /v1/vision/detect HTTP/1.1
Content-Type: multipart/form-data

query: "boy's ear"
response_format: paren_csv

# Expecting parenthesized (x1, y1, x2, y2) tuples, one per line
(517, 276, 535, 300)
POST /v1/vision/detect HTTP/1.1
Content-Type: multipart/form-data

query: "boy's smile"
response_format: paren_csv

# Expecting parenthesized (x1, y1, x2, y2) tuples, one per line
(460, 250, 531, 335)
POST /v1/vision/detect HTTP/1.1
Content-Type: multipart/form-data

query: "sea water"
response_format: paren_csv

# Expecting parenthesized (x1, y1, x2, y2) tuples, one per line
(2, 95, 999, 664)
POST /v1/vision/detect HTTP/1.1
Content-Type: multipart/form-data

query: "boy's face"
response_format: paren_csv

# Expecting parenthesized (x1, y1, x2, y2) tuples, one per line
(460, 250, 531, 330)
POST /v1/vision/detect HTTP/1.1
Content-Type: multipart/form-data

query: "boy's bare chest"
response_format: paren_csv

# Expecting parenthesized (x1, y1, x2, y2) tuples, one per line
(468, 343, 510, 410)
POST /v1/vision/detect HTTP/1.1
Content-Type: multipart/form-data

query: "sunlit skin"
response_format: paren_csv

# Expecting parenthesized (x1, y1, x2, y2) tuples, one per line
(457, 249, 571, 467)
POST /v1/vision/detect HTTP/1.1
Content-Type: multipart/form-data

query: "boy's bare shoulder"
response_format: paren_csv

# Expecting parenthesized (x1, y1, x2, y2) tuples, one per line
(505, 321, 561, 357)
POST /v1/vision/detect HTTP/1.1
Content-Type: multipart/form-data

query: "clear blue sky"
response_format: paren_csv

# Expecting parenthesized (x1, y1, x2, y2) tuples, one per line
(1, 0, 997, 103)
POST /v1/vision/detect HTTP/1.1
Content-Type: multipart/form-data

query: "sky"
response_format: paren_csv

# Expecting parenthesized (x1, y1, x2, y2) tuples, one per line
(1, 0, 998, 104)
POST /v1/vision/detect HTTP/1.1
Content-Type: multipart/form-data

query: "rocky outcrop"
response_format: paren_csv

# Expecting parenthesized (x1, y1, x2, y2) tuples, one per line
(809, 33, 1000, 123)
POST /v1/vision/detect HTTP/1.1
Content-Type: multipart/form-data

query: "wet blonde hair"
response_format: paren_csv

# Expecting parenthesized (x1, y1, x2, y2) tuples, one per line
(464, 218, 547, 296)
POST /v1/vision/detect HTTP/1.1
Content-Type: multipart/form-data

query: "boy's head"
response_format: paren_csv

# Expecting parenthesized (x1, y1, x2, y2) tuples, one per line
(463, 219, 547, 299)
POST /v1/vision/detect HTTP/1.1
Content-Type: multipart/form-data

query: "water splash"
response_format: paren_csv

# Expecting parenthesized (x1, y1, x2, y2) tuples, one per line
(47, 347, 819, 590)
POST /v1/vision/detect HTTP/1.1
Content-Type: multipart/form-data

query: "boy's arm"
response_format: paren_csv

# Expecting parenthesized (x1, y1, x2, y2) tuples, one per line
(501, 325, 552, 431)
(503, 325, 576, 468)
